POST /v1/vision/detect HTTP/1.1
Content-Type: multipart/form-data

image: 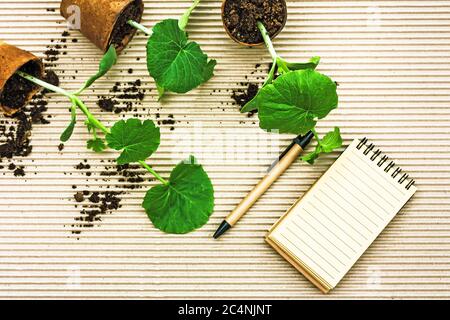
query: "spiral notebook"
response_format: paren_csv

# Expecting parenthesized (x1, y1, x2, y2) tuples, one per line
(266, 138, 417, 293)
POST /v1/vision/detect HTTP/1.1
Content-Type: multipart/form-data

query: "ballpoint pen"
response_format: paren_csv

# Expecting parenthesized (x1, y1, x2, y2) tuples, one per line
(213, 131, 314, 239)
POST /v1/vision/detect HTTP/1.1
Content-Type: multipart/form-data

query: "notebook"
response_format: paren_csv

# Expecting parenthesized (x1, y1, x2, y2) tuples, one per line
(266, 138, 417, 293)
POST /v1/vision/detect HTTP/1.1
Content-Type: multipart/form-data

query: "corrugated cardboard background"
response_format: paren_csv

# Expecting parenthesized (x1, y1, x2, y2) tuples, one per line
(0, 0, 449, 299)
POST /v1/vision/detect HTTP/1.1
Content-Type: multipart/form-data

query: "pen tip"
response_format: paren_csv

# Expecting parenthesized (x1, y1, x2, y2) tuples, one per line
(213, 221, 231, 239)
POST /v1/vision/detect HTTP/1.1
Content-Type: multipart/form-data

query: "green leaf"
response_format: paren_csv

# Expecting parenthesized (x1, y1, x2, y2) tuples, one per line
(301, 127, 343, 165)
(178, 0, 201, 31)
(240, 57, 321, 114)
(106, 118, 160, 165)
(60, 104, 77, 142)
(320, 127, 343, 153)
(76, 45, 117, 94)
(301, 146, 321, 165)
(146, 19, 216, 96)
(257, 69, 338, 135)
(87, 138, 106, 153)
(142, 156, 214, 234)
(284, 56, 320, 71)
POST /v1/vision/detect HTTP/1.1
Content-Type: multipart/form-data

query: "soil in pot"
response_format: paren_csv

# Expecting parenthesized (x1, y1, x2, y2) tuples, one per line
(0, 60, 42, 111)
(223, 0, 287, 45)
(109, 0, 143, 48)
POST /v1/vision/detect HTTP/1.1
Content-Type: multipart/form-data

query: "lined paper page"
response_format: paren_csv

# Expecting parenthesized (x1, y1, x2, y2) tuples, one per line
(269, 139, 417, 289)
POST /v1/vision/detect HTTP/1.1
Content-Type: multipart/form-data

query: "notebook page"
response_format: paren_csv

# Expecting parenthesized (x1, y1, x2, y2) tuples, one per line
(269, 139, 417, 288)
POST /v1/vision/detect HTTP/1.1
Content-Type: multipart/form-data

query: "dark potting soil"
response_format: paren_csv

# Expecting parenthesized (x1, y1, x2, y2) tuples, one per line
(72, 190, 123, 233)
(232, 83, 259, 109)
(0, 70, 58, 176)
(0, 111, 32, 159)
(0, 61, 41, 110)
(70, 159, 149, 236)
(156, 114, 176, 131)
(109, 0, 143, 48)
(223, 0, 287, 44)
(98, 97, 119, 113)
(74, 192, 85, 203)
(97, 80, 145, 114)
(102, 163, 146, 190)
(44, 31, 71, 68)
(41, 70, 60, 94)
(0, 69, 58, 165)
(13, 166, 25, 177)
(230, 63, 280, 118)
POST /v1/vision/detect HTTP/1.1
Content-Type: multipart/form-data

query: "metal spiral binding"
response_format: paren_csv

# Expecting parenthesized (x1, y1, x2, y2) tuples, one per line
(358, 138, 416, 190)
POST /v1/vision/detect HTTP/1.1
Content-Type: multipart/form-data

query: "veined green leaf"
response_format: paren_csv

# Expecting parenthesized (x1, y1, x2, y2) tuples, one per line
(106, 118, 160, 165)
(240, 57, 321, 114)
(146, 19, 216, 96)
(258, 69, 338, 135)
(320, 127, 343, 153)
(142, 156, 214, 234)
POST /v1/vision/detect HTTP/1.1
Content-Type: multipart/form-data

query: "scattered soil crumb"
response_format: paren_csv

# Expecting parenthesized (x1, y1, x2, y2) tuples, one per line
(74, 192, 84, 203)
(101, 163, 146, 190)
(71, 190, 123, 233)
(230, 63, 278, 117)
(97, 80, 146, 114)
(44, 31, 72, 68)
(69, 159, 148, 236)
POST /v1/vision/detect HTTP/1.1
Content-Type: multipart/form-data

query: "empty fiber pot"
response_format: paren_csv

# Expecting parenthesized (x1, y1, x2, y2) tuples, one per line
(222, 0, 287, 46)
(60, 0, 144, 53)
(0, 42, 44, 116)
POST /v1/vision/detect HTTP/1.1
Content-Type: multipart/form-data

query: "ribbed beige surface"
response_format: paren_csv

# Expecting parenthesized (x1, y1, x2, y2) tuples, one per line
(0, 0, 449, 299)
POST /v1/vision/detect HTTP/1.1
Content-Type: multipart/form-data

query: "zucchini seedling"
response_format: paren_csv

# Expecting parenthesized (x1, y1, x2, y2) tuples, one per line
(16, 48, 214, 235)
(127, 0, 217, 99)
(222, 0, 343, 164)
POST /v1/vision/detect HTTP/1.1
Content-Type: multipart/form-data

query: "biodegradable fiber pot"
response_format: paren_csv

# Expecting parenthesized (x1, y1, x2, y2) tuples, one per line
(0, 42, 44, 116)
(222, 0, 287, 46)
(60, 0, 144, 53)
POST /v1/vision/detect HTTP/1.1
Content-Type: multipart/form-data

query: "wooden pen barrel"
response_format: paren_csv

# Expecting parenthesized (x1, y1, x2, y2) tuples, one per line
(226, 144, 304, 226)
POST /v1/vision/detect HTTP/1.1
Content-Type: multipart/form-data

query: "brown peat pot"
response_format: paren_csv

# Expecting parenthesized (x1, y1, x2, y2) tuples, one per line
(221, 0, 287, 46)
(0, 42, 44, 116)
(60, 0, 144, 53)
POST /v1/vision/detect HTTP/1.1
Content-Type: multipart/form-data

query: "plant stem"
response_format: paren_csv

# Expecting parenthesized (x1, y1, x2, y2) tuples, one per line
(257, 21, 278, 61)
(139, 161, 169, 185)
(257, 21, 290, 74)
(179, 0, 201, 31)
(74, 99, 110, 135)
(16, 71, 71, 97)
(128, 20, 152, 36)
(17, 71, 170, 186)
(311, 128, 322, 146)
